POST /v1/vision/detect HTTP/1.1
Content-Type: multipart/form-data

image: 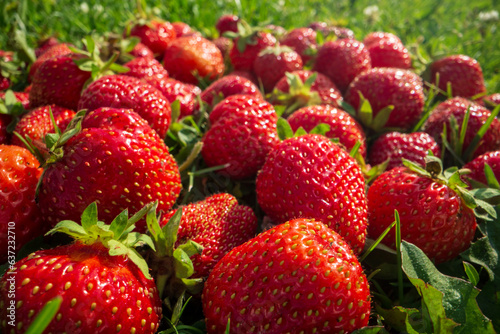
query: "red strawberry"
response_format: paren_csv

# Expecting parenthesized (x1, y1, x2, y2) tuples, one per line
(367, 159, 477, 263)
(369, 131, 440, 170)
(130, 42, 155, 59)
(212, 36, 233, 58)
(37, 107, 181, 231)
(430, 54, 487, 99)
(202, 218, 371, 334)
(0, 203, 162, 333)
(309, 22, 356, 39)
(344, 67, 425, 130)
(366, 38, 412, 69)
(0, 145, 44, 263)
(199, 74, 263, 108)
(0, 91, 30, 110)
(0, 115, 9, 144)
(157, 78, 202, 119)
(162, 35, 225, 85)
(78, 74, 172, 139)
(481, 93, 500, 110)
(287, 104, 367, 157)
(127, 19, 176, 56)
(34, 36, 59, 58)
(124, 56, 169, 82)
(29, 43, 72, 81)
(29, 53, 92, 111)
(161, 193, 257, 277)
(171, 21, 199, 37)
(422, 97, 500, 160)
(313, 39, 371, 93)
(463, 150, 500, 187)
(229, 30, 277, 72)
(215, 14, 240, 35)
(363, 31, 402, 47)
(280, 27, 318, 64)
(253, 45, 304, 92)
(201, 94, 280, 179)
(256, 134, 368, 253)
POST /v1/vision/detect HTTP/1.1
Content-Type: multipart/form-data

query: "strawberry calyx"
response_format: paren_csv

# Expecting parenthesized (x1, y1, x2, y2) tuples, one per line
(0, 89, 28, 133)
(258, 44, 295, 57)
(352, 91, 396, 133)
(224, 20, 265, 53)
(45, 201, 156, 279)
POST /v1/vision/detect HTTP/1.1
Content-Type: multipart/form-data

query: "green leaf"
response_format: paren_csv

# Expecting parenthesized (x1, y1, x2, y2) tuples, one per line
(177, 240, 203, 258)
(109, 208, 129, 240)
(277, 117, 293, 140)
(372, 105, 394, 132)
(173, 248, 195, 279)
(357, 92, 373, 127)
(162, 208, 183, 256)
(25, 296, 62, 334)
(415, 282, 459, 333)
(80, 202, 98, 232)
(351, 327, 388, 334)
(484, 163, 500, 189)
(125, 232, 155, 251)
(463, 262, 480, 286)
(308, 123, 330, 136)
(108, 239, 151, 279)
(293, 126, 308, 137)
(375, 305, 422, 333)
(46, 220, 87, 239)
(170, 100, 181, 126)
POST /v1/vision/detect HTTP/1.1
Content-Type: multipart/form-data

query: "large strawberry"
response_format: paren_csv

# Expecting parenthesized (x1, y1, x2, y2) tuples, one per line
(256, 134, 368, 253)
(280, 27, 318, 64)
(367, 157, 480, 263)
(160, 193, 257, 278)
(0, 202, 162, 333)
(127, 19, 176, 56)
(78, 74, 172, 139)
(199, 74, 262, 108)
(0, 145, 44, 263)
(37, 107, 181, 232)
(123, 55, 169, 82)
(344, 67, 425, 130)
(202, 218, 371, 334)
(365, 37, 412, 69)
(29, 43, 72, 80)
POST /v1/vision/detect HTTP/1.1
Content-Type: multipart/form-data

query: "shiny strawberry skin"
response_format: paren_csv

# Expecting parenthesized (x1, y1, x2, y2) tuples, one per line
(256, 134, 368, 253)
(313, 39, 371, 93)
(229, 31, 277, 72)
(200, 74, 263, 108)
(78, 74, 172, 139)
(287, 104, 367, 157)
(280, 27, 318, 64)
(0, 115, 10, 144)
(422, 97, 500, 160)
(161, 193, 257, 278)
(0, 242, 162, 333)
(463, 150, 500, 186)
(366, 38, 412, 69)
(430, 54, 486, 99)
(130, 42, 155, 59)
(253, 47, 304, 92)
(215, 14, 240, 35)
(162, 35, 225, 85)
(128, 20, 176, 56)
(124, 56, 169, 82)
(363, 31, 402, 47)
(369, 132, 440, 170)
(202, 218, 371, 334)
(156, 78, 201, 119)
(367, 167, 476, 263)
(344, 67, 425, 129)
(0, 145, 44, 263)
(29, 43, 72, 80)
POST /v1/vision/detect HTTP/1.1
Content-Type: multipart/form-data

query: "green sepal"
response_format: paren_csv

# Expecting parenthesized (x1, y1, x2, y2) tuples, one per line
(125, 232, 155, 251)
(463, 261, 480, 286)
(293, 126, 308, 137)
(372, 105, 394, 132)
(277, 117, 294, 140)
(181, 277, 205, 296)
(109, 208, 129, 240)
(357, 91, 373, 126)
(80, 201, 98, 232)
(173, 247, 195, 279)
(309, 123, 330, 136)
(108, 239, 152, 279)
(402, 158, 431, 178)
(170, 100, 181, 126)
(46, 220, 88, 239)
(177, 240, 204, 258)
(161, 208, 183, 256)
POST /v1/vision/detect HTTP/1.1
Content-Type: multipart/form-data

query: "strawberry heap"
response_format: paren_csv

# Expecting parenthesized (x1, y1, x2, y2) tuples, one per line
(1, 8, 499, 334)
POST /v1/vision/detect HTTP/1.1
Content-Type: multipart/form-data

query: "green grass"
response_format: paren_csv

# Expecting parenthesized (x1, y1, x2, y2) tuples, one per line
(1, 0, 499, 91)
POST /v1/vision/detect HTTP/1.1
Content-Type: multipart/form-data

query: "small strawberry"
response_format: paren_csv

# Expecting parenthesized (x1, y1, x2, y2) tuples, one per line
(430, 54, 487, 99)
(201, 94, 280, 179)
(363, 31, 402, 47)
(256, 134, 368, 253)
(309, 22, 356, 39)
(0, 145, 44, 263)
(157, 78, 202, 119)
(253, 45, 304, 93)
(463, 150, 500, 187)
(0, 202, 162, 333)
(130, 42, 155, 59)
(162, 35, 225, 85)
(215, 14, 240, 35)
(34, 36, 60, 58)
(171, 21, 199, 37)
(365, 37, 412, 69)
(480, 93, 500, 110)
(280, 27, 318, 64)
(369, 131, 440, 170)
(212, 36, 233, 59)
(127, 19, 176, 56)
(202, 218, 371, 334)
(199, 74, 263, 108)
(313, 38, 371, 93)
(344, 67, 425, 130)
(287, 104, 367, 157)
(29, 43, 72, 81)
(160, 193, 257, 278)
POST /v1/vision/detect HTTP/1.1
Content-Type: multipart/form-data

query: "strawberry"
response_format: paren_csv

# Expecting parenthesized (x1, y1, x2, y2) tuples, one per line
(29, 53, 92, 111)
(37, 107, 181, 232)
(171, 21, 199, 37)
(367, 157, 479, 263)
(29, 43, 72, 81)
(215, 14, 240, 35)
(199, 74, 263, 108)
(430, 54, 487, 99)
(124, 56, 169, 82)
(280, 27, 318, 64)
(0, 202, 162, 333)
(344, 67, 425, 130)
(256, 134, 368, 253)
(0, 91, 30, 110)
(34, 36, 60, 58)
(309, 22, 356, 39)
(313, 39, 371, 93)
(369, 131, 440, 170)
(160, 193, 257, 278)
(202, 218, 371, 334)
(130, 42, 155, 59)
(463, 150, 500, 187)
(363, 31, 402, 47)
(127, 19, 176, 56)
(481, 93, 500, 110)
(78, 74, 172, 139)
(253, 45, 304, 93)
(228, 27, 277, 72)
(0, 115, 9, 144)
(422, 97, 500, 161)
(287, 104, 367, 157)
(212, 36, 233, 58)
(201, 94, 280, 179)
(365, 37, 412, 69)
(0, 145, 44, 263)
(157, 78, 202, 119)
(162, 35, 225, 85)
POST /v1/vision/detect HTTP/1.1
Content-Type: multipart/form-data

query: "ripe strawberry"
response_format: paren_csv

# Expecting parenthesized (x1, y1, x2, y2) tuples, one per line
(0, 115, 9, 144)
(29, 53, 92, 111)
(253, 45, 304, 92)
(157, 78, 202, 119)
(160, 193, 257, 278)
(228, 29, 277, 72)
(212, 36, 233, 58)
(124, 56, 169, 82)
(0, 203, 162, 333)
(201, 94, 280, 179)
(256, 134, 368, 253)
(37, 107, 181, 231)
(162, 35, 225, 85)
(78, 74, 172, 139)
(367, 158, 477, 263)
(199, 74, 263, 108)
(127, 19, 176, 56)
(422, 97, 500, 160)
(171, 21, 199, 37)
(0, 91, 30, 110)
(344, 67, 425, 130)
(130, 42, 155, 59)
(463, 151, 500, 187)
(29, 43, 72, 80)
(366, 38, 412, 69)
(481, 93, 500, 110)
(363, 31, 402, 47)
(202, 218, 371, 334)
(0, 145, 44, 263)
(215, 14, 240, 35)
(287, 104, 367, 157)
(280, 27, 318, 64)
(430, 54, 487, 99)
(313, 39, 371, 93)
(309, 22, 356, 39)
(34, 36, 59, 58)
(369, 132, 440, 170)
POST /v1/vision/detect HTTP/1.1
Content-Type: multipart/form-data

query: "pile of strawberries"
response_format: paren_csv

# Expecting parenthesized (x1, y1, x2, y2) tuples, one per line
(0, 12, 499, 334)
